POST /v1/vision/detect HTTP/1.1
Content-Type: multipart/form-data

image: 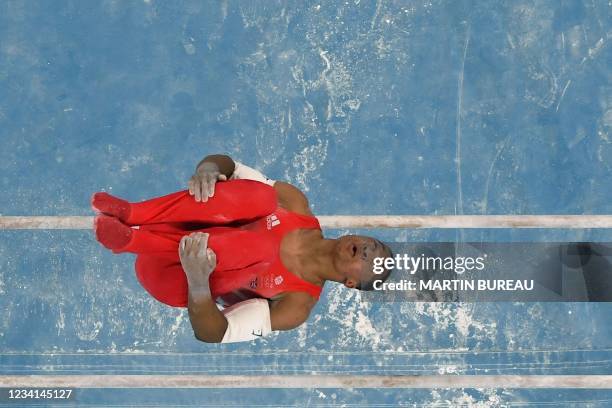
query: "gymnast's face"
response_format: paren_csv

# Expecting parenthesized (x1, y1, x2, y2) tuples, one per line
(334, 235, 390, 289)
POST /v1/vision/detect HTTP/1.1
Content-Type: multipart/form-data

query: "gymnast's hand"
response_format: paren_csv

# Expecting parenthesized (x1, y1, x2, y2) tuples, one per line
(189, 162, 227, 202)
(179, 232, 217, 292)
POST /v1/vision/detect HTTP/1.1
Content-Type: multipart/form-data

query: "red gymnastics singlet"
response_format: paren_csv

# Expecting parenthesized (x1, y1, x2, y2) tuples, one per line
(102, 180, 323, 307)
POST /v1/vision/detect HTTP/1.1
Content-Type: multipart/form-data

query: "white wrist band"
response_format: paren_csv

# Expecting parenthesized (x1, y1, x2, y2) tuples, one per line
(221, 298, 273, 343)
(231, 161, 275, 186)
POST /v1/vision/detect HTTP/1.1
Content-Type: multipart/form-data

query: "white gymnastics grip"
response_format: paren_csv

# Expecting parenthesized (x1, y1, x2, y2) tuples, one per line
(221, 298, 273, 343)
(230, 161, 275, 186)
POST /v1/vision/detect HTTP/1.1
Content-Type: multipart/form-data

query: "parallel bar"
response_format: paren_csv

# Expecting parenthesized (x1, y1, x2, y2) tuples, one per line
(0, 216, 93, 230)
(1, 375, 611, 388)
(2, 215, 612, 230)
(317, 215, 612, 229)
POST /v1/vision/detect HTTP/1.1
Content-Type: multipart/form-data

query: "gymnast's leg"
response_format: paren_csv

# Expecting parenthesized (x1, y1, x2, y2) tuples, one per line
(134, 254, 188, 307)
(91, 179, 277, 226)
(94, 218, 275, 271)
(134, 249, 274, 308)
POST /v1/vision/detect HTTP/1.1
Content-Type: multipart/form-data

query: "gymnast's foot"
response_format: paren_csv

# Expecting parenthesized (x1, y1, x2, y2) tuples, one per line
(91, 192, 131, 223)
(94, 214, 133, 252)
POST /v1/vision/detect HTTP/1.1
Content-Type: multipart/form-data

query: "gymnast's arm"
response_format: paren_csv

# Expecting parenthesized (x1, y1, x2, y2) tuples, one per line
(180, 232, 228, 343)
(190, 291, 314, 343)
(182, 232, 314, 343)
(195, 154, 235, 179)
(188, 289, 228, 343)
(194, 154, 313, 216)
(269, 291, 316, 331)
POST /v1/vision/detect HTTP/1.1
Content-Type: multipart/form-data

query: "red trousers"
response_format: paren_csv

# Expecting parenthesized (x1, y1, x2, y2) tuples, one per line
(115, 180, 278, 307)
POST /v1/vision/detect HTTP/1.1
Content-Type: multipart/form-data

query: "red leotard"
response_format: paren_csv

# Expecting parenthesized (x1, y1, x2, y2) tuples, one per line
(105, 180, 323, 308)
(210, 207, 322, 307)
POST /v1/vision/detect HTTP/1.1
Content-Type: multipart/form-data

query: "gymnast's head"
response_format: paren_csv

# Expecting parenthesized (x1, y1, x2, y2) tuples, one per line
(332, 235, 393, 290)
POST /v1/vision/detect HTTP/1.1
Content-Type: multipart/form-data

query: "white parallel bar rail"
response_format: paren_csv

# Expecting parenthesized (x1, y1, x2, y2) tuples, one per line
(1, 215, 612, 230)
(0, 375, 611, 388)
(318, 215, 612, 229)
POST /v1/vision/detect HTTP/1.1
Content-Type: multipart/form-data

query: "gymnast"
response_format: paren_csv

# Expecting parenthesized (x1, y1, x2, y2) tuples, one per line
(91, 154, 393, 343)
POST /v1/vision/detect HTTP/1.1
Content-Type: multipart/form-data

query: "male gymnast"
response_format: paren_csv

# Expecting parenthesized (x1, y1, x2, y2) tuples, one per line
(92, 154, 393, 343)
